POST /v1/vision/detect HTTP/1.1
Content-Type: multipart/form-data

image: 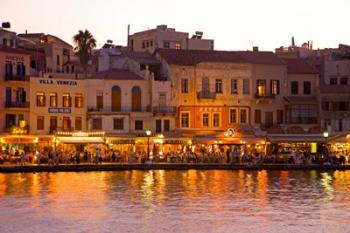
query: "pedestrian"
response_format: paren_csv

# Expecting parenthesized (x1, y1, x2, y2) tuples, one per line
(76, 151, 80, 164)
(20, 151, 26, 166)
(111, 151, 116, 162)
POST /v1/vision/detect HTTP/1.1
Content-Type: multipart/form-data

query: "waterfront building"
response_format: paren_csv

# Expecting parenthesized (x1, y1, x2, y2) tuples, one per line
(17, 33, 72, 73)
(128, 24, 214, 53)
(0, 46, 31, 137)
(29, 74, 87, 138)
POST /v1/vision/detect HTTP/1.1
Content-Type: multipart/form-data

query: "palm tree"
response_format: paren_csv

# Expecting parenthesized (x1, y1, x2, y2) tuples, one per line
(73, 29, 96, 77)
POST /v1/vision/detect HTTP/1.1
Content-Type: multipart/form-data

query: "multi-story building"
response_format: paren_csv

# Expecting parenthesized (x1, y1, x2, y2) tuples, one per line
(283, 58, 319, 128)
(17, 33, 72, 73)
(29, 74, 87, 135)
(128, 25, 214, 53)
(0, 46, 31, 133)
(155, 49, 288, 143)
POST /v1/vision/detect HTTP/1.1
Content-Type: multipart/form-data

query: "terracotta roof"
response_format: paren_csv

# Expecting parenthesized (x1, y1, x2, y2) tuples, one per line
(0, 45, 31, 55)
(319, 84, 350, 93)
(155, 49, 285, 66)
(90, 69, 145, 80)
(17, 33, 45, 38)
(122, 51, 160, 65)
(282, 58, 318, 74)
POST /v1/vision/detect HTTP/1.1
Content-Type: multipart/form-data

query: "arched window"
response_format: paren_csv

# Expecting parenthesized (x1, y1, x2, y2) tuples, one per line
(131, 86, 141, 112)
(111, 85, 121, 111)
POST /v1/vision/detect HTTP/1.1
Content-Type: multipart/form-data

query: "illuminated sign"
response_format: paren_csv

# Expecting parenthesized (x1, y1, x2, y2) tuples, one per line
(48, 108, 71, 113)
(39, 79, 78, 86)
(225, 128, 234, 137)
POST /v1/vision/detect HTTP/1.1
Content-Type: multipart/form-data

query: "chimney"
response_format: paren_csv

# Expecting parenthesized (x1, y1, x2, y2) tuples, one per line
(292, 36, 295, 47)
(127, 24, 130, 50)
(25, 30, 27, 34)
(253, 46, 259, 52)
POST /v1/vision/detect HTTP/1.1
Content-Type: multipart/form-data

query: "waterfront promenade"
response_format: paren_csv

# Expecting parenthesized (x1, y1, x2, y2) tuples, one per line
(1, 163, 350, 173)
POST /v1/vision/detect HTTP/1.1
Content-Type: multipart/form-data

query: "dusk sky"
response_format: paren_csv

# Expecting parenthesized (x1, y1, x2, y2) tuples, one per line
(1, 0, 349, 51)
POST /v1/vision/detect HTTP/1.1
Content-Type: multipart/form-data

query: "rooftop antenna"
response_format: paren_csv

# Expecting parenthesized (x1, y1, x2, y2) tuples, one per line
(127, 24, 130, 50)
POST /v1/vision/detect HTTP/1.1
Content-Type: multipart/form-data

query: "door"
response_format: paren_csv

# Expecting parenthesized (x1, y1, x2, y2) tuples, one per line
(5, 87, 12, 104)
(111, 86, 121, 111)
(132, 86, 141, 112)
(156, 119, 162, 133)
(159, 93, 166, 112)
(265, 112, 273, 129)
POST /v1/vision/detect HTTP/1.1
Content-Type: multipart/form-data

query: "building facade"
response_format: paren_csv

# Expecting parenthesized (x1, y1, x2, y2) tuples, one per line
(0, 46, 31, 133)
(29, 75, 87, 135)
(128, 25, 214, 53)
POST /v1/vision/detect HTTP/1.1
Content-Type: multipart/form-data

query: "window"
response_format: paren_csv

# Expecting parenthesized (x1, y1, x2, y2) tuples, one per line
(287, 104, 317, 124)
(156, 119, 162, 133)
(256, 79, 266, 96)
(49, 116, 57, 133)
(16, 62, 25, 77)
(231, 79, 238, 94)
(113, 118, 124, 130)
(142, 41, 145, 49)
(271, 80, 280, 95)
(135, 120, 143, 130)
(5, 61, 13, 79)
(243, 79, 250, 94)
(75, 94, 84, 108)
(57, 55, 60, 66)
(324, 119, 331, 130)
(164, 120, 170, 132)
(181, 79, 189, 93)
(62, 117, 71, 131)
(303, 81, 311, 95)
(36, 92, 46, 107)
(339, 119, 343, 132)
(330, 77, 337, 85)
(291, 81, 299, 95)
(96, 91, 103, 109)
(131, 86, 142, 112)
(340, 76, 348, 85)
(181, 112, 189, 128)
(62, 93, 71, 107)
(92, 118, 102, 130)
(50, 93, 57, 107)
(215, 79, 222, 93)
(240, 109, 247, 124)
(213, 113, 220, 127)
(5, 114, 16, 129)
(163, 41, 170, 48)
(230, 109, 237, 124)
(37, 116, 44, 130)
(202, 113, 209, 127)
(339, 102, 348, 111)
(175, 42, 181, 49)
(277, 110, 284, 124)
(75, 117, 82, 131)
(254, 109, 261, 124)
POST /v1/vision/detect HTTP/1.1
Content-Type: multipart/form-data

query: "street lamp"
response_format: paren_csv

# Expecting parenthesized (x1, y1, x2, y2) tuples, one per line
(323, 131, 329, 155)
(146, 130, 152, 161)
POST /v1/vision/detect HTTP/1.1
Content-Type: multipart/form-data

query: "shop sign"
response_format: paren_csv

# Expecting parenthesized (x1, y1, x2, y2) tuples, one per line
(5, 55, 24, 62)
(39, 79, 78, 86)
(164, 139, 187, 144)
(111, 139, 135, 144)
(226, 128, 234, 137)
(48, 107, 71, 113)
(199, 107, 223, 112)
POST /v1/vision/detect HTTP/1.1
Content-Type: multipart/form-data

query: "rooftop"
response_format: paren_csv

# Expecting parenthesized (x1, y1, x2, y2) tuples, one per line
(156, 49, 285, 66)
(90, 69, 145, 80)
(0, 45, 31, 55)
(283, 58, 318, 74)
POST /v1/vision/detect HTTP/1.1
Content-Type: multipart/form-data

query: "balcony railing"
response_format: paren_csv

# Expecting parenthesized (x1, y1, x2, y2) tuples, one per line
(254, 93, 275, 99)
(153, 106, 176, 114)
(88, 106, 151, 113)
(5, 101, 30, 108)
(197, 91, 216, 99)
(5, 74, 29, 81)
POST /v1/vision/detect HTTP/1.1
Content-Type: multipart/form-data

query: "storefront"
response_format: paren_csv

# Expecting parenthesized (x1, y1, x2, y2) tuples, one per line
(54, 131, 105, 153)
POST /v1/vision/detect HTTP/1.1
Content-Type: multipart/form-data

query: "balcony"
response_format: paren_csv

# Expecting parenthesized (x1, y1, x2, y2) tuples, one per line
(5, 74, 29, 81)
(197, 91, 216, 99)
(254, 93, 275, 99)
(153, 106, 176, 115)
(87, 106, 151, 113)
(5, 101, 30, 108)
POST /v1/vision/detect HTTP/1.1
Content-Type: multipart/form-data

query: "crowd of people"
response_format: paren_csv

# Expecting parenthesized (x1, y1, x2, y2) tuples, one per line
(0, 147, 348, 166)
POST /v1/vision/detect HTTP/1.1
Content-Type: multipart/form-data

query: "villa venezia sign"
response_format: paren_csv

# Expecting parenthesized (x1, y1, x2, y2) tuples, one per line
(48, 108, 71, 113)
(39, 79, 78, 86)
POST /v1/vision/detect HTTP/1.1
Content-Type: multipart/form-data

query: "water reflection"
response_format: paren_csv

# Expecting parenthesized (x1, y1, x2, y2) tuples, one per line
(1, 170, 350, 232)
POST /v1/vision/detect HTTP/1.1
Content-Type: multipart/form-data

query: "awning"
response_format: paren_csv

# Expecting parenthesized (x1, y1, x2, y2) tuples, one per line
(0, 135, 39, 144)
(56, 136, 105, 144)
(193, 135, 265, 144)
(267, 134, 326, 143)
